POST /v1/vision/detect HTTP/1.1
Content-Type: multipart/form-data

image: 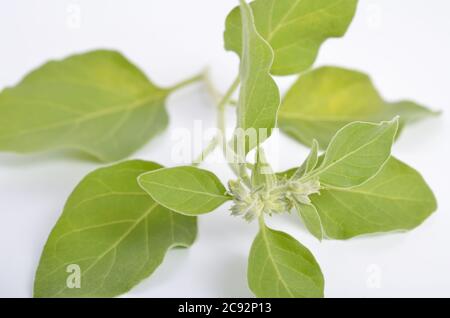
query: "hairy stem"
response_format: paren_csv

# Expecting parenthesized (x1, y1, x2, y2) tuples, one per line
(217, 77, 240, 142)
(192, 136, 219, 166)
(258, 213, 266, 229)
(168, 70, 206, 92)
(203, 70, 239, 106)
(191, 74, 251, 186)
(216, 77, 246, 179)
(192, 75, 240, 168)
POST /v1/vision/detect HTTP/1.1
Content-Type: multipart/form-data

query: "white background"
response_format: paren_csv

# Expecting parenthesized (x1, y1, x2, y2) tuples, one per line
(0, 0, 449, 298)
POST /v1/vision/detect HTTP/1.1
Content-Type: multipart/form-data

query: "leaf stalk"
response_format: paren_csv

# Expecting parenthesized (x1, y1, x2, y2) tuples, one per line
(168, 70, 206, 92)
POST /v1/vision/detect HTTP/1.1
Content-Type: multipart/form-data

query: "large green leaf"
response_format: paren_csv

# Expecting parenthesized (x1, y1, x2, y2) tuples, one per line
(138, 166, 231, 216)
(0, 50, 169, 162)
(225, 0, 358, 75)
(233, 0, 280, 155)
(279, 67, 438, 148)
(34, 160, 197, 298)
(311, 119, 398, 188)
(311, 157, 437, 239)
(248, 223, 324, 297)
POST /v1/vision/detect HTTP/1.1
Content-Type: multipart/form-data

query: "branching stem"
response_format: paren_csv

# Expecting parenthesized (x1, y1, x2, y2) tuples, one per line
(188, 72, 251, 186)
(193, 76, 240, 169)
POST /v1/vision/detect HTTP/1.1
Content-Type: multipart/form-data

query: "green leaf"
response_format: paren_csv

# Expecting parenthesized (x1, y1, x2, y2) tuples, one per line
(292, 139, 319, 179)
(251, 147, 276, 189)
(312, 119, 399, 188)
(294, 202, 323, 241)
(278, 67, 439, 148)
(224, 0, 358, 75)
(138, 166, 231, 216)
(0, 50, 169, 162)
(34, 160, 197, 298)
(277, 151, 324, 180)
(311, 157, 437, 239)
(248, 222, 324, 297)
(233, 0, 280, 155)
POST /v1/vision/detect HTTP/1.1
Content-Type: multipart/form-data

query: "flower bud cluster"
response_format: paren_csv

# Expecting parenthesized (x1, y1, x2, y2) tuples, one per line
(228, 176, 321, 221)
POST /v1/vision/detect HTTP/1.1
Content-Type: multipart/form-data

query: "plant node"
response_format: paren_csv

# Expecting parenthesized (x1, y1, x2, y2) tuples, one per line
(228, 177, 321, 221)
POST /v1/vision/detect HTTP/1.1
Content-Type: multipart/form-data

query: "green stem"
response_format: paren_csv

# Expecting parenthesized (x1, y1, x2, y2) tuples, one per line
(228, 99, 238, 107)
(216, 77, 244, 178)
(192, 76, 241, 167)
(217, 77, 240, 135)
(168, 71, 206, 92)
(216, 77, 252, 186)
(258, 213, 266, 229)
(203, 71, 223, 104)
(192, 136, 219, 166)
(168, 72, 252, 188)
(191, 75, 250, 187)
(203, 70, 239, 107)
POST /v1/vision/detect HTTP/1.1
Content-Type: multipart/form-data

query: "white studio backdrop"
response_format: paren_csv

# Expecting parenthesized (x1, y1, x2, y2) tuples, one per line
(0, 0, 449, 297)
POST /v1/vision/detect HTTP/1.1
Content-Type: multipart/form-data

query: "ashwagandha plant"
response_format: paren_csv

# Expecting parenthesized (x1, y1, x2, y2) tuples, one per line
(0, 0, 439, 298)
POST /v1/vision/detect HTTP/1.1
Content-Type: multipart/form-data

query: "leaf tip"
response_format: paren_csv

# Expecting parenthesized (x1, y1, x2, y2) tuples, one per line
(311, 139, 320, 150)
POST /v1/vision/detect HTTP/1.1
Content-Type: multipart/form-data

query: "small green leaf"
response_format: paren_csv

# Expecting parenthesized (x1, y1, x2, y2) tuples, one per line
(0, 50, 169, 162)
(138, 166, 231, 216)
(251, 147, 276, 189)
(292, 139, 319, 179)
(294, 202, 323, 241)
(311, 157, 437, 239)
(233, 0, 280, 155)
(312, 119, 399, 188)
(34, 160, 197, 298)
(225, 0, 358, 75)
(248, 222, 324, 297)
(278, 67, 439, 148)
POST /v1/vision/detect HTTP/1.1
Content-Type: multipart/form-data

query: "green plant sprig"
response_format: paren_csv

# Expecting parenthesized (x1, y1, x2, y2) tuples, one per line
(0, 0, 438, 298)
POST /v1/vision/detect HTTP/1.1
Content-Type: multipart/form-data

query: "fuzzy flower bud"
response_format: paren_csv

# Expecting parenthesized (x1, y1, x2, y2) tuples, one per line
(228, 176, 321, 222)
(286, 178, 321, 205)
(228, 180, 263, 222)
(228, 179, 291, 222)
